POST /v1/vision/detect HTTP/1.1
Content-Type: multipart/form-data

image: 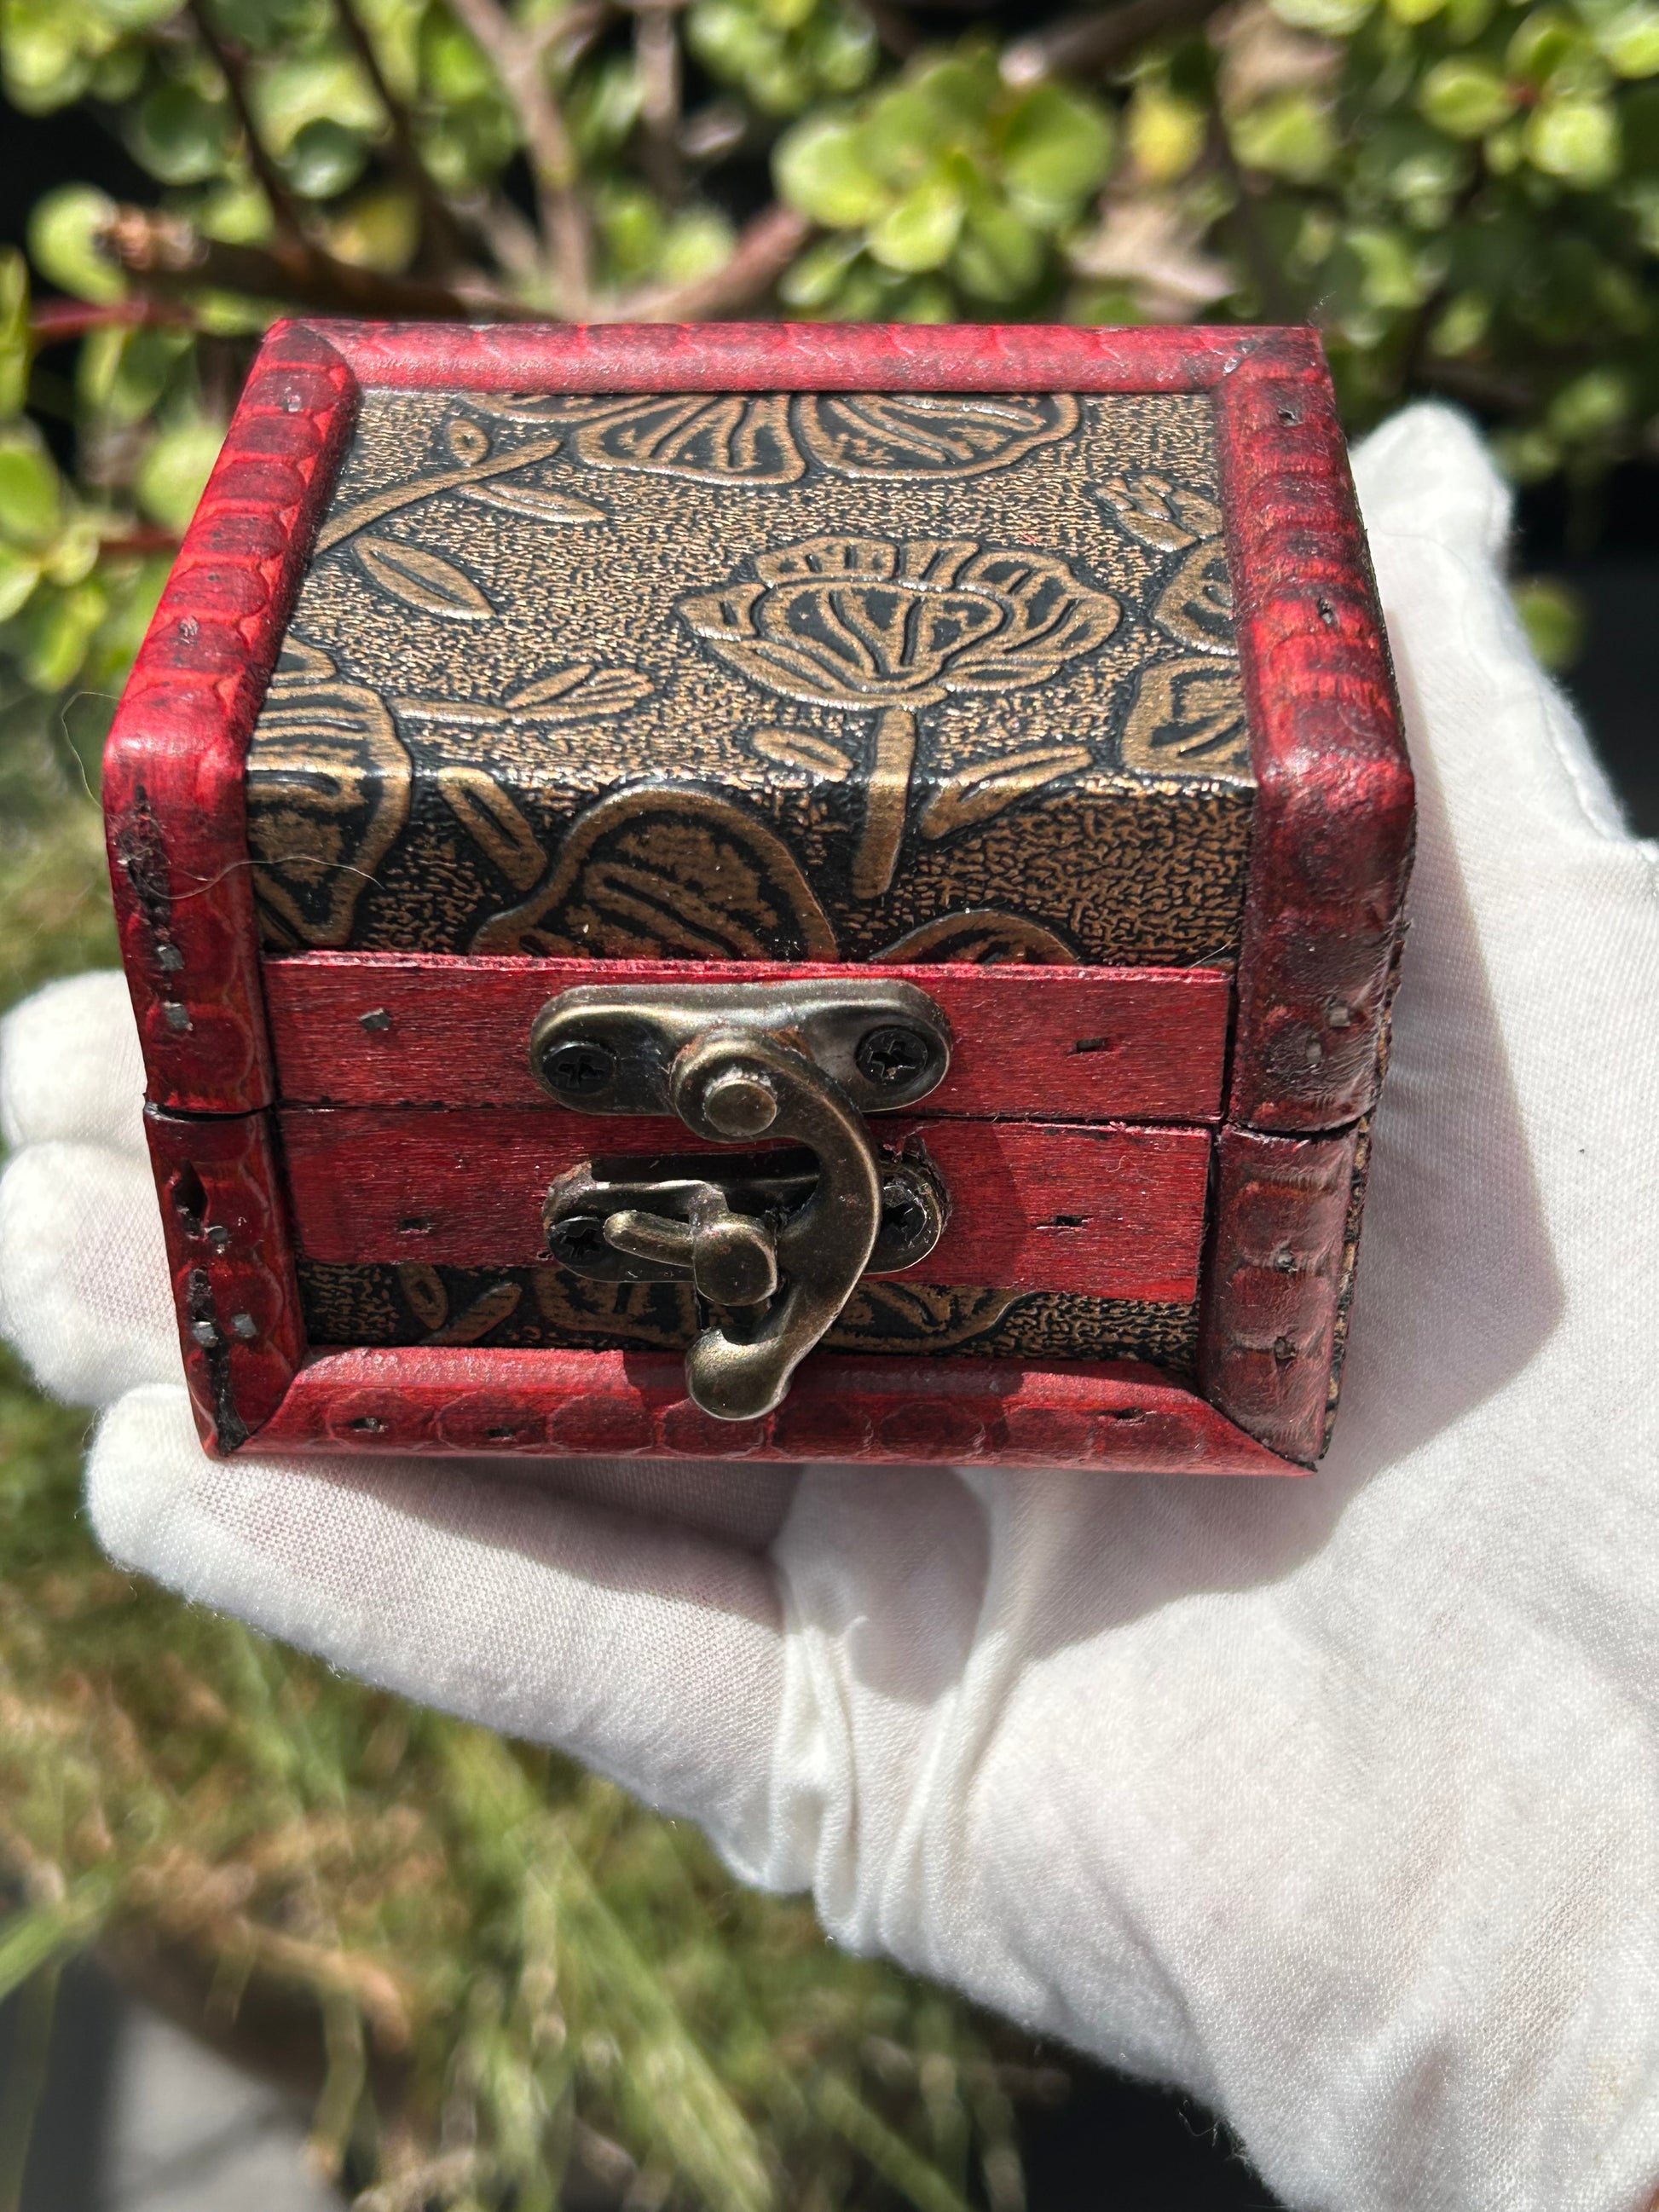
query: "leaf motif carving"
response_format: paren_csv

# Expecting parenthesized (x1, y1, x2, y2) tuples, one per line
(457, 479, 606, 524)
(391, 664, 652, 731)
(396, 1262, 449, 1334)
(531, 1270, 697, 1349)
(436, 765, 547, 892)
(795, 394, 1080, 478)
(746, 726, 855, 779)
(916, 745, 1094, 840)
(356, 535, 494, 621)
(246, 638, 412, 949)
(429, 1279, 524, 1344)
(874, 912, 1079, 964)
(827, 1284, 1021, 1350)
(504, 664, 653, 719)
(1120, 656, 1251, 777)
(1094, 472, 1223, 552)
(470, 784, 839, 962)
(1154, 539, 1234, 654)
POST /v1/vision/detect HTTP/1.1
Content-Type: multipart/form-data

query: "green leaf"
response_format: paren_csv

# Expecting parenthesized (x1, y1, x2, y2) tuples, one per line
(136, 419, 225, 534)
(0, 424, 61, 546)
(1345, 223, 1434, 307)
(1524, 94, 1621, 180)
(286, 118, 369, 199)
(0, 541, 42, 621)
(778, 232, 862, 307)
(775, 113, 887, 224)
(131, 83, 229, 185)
(19, 579, 108, 690)
(866, 175, 963, 271)
(1511, 576, 1584, 667)
(253, 54, 384, 152)
(1230, 92, 1339, 181)
(1270, 0, 1375, 32)
(1, 0, 93, 114)
(1428, 288, 1492, 352)
(951, 199, 1043, 301)
(1597, 3, 1659, 73)
(0, 247, 29, 419)
(1546, 364, 1633, 436)
(1418, 56, 1517, 135)
(1126, 85, 1207, 184)
(1001, 84, 1115, 222)
(27, 185, 123, 304)
(1506, 7, 1597, 84)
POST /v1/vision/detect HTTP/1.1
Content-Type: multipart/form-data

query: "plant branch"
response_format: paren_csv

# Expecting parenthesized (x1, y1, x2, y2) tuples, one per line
(101, 206, 527, 321)
(187, 0, 309, 246)
(331, 0, 471, 273)
(631, 0, 685, 202)
(31, 300, 197, 343)
(1003, 0, 1230, 83)
(443, 0, 593, 314)
(624, 202, 810, 318)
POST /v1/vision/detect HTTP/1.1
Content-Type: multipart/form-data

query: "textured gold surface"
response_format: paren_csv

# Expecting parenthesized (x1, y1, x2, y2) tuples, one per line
(298, 1261, 1200, 1373)
(249, 390, 1253, 964)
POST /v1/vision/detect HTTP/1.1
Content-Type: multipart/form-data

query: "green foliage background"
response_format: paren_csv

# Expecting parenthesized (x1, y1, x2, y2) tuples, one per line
(0, 0, 1650, 2192)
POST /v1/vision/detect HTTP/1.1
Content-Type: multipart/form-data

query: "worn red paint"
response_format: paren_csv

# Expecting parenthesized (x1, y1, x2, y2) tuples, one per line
(263, 954, 1233, 1122)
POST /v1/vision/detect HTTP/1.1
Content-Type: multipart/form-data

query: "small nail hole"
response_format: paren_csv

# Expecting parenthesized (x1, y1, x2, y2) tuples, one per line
(172, 1163, 206, 1235)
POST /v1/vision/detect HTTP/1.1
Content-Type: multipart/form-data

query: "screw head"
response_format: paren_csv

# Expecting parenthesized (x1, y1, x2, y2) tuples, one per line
(880, 1177, 930, 1250)
(856, 1025, 932, 1090)
(542, 1038, 616, 1098)
(550, 1213, 609, 1266)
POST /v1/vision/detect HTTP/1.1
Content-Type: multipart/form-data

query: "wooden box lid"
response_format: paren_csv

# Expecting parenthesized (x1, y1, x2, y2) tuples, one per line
(245, 382, 1253, 970)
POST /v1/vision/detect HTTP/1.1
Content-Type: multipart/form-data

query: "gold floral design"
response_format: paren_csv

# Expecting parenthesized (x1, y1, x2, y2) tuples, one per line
(1120, 655, 1249, 776)
(246, 639, 412, 949)
(316, 412, 604, 555)
(470, 783, 839, 960)
(872, 911, 1079, 964)
(1095, 470, 1249, 778)
(468, 391, 1081, 486)
(679, 536, 1120, 898)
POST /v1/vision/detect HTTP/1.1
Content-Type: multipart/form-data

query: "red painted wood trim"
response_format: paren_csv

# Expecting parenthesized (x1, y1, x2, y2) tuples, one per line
(104, 322, 358, 1113)
(309, 318, 1277, 392)
(279, 1107, 1212, 1301)
(263, 954, 1232, 1123)
(144, 1106, 305, 1451)
(1215, 338, 1414, 1134)
(1197, 1122, 1364, 1467)
(251, 1344, 1300, 1473)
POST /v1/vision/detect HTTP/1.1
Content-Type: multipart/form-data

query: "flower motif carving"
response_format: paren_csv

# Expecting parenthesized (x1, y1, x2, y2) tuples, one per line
(471, 392, 1082, 486)
(678, 536, 1121, 898)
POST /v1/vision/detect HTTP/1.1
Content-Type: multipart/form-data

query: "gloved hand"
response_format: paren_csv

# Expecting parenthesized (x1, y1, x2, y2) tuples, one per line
(4, 405, 1657, 2212)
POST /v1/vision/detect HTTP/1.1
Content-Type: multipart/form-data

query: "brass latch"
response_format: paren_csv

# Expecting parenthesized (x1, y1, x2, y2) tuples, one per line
(529, 981, 952, 1421)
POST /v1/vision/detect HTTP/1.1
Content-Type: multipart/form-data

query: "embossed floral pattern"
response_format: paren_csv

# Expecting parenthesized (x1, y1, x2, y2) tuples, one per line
(470, 391, 1081, 485)
(678, 535, 1120, 895)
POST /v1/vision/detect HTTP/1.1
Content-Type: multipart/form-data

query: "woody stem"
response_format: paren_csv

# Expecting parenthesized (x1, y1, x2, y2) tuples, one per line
(853, 706, 917, 902)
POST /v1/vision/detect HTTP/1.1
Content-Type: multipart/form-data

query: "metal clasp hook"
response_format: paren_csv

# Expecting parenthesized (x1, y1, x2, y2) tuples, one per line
(529, 980, 952, 1420)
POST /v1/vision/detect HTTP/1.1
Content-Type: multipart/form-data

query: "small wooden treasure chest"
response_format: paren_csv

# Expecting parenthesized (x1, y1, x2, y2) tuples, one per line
(106, 321, 1412, 1473)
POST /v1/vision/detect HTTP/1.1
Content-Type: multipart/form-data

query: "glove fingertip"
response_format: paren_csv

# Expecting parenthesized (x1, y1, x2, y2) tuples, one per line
(1, 971, 146, 1158)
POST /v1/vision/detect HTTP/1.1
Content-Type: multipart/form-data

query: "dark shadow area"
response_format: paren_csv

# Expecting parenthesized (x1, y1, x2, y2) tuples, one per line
(0, 1955, 122, 2211)
(1518, 465, 1659, 838)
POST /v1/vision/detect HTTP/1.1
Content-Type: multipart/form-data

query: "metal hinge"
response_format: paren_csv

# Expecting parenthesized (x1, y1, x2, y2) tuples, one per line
(529, 979, 952, 1421)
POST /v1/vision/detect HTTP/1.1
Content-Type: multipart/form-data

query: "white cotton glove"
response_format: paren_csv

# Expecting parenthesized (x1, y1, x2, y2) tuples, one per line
(4, 403, 1658, 2212)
